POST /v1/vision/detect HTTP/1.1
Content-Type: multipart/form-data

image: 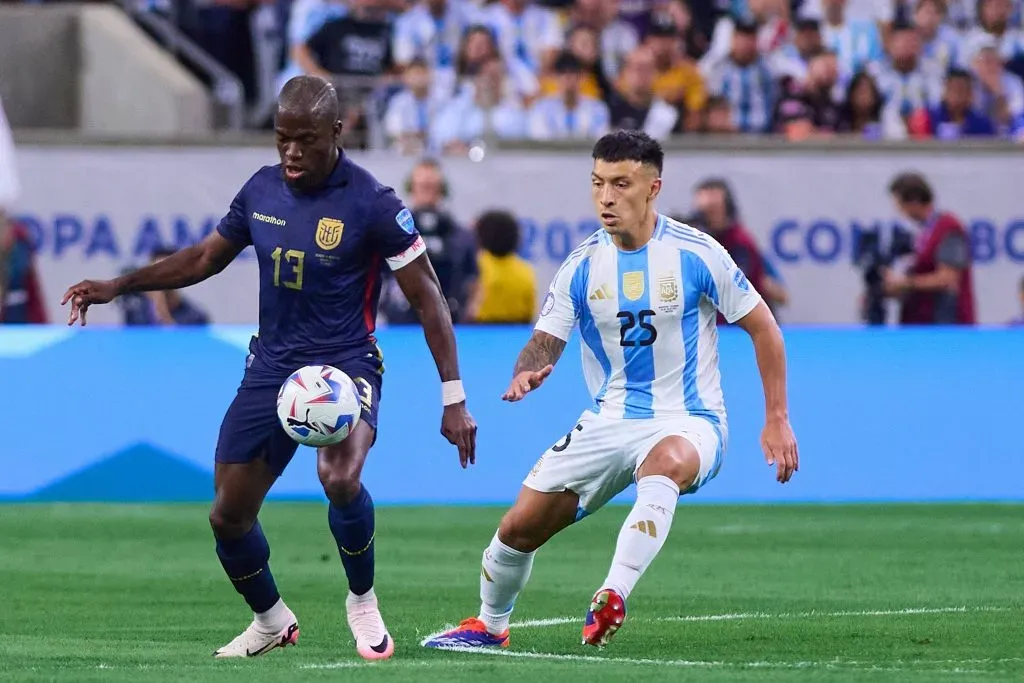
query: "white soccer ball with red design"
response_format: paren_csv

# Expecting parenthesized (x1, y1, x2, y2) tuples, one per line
(276, 365, 362, 447)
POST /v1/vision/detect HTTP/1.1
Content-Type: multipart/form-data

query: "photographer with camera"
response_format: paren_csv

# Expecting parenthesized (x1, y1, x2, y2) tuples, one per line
(878, 172, 976, 326)
(853, 218, 917, 326)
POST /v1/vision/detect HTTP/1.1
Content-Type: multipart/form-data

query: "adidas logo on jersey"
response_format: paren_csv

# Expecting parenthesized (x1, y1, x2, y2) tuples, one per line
(589, 284, 613, 301)
(630, 520, 658, 538)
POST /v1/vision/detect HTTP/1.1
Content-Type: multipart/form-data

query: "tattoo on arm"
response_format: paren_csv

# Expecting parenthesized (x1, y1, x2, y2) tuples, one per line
(513, 331, 566, 376)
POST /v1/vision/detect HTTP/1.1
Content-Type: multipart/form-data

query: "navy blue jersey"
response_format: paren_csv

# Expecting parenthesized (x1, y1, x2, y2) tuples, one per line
(216, 154, 426, 385)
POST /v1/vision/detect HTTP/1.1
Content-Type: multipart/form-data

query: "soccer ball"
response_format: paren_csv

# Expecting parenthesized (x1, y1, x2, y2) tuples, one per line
(276, 365, 362, 447)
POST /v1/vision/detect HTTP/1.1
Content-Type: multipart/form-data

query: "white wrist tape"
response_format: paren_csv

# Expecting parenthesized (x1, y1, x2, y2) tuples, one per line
(442, 380, 466, 406)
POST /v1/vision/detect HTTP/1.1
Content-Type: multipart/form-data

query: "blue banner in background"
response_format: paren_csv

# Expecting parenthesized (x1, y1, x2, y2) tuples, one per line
(0, 326, 1022, 504)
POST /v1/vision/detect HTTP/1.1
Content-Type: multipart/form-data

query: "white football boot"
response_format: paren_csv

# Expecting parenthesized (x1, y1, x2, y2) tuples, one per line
(346, 589, 394, 660)
(213, 607, 299, 658)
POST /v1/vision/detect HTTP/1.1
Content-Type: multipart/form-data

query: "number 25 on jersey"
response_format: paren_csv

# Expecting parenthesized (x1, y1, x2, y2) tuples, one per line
(272, 247, 304, 290)
(618, 309, 657, 347)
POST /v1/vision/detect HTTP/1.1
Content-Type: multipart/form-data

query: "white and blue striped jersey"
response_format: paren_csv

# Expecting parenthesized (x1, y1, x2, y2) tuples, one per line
(702, 57, 779, 134)
(822, 20, 883, 78)
(534, 216, 762, 429)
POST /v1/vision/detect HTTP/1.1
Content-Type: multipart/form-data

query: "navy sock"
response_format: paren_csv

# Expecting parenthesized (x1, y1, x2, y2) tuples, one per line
(215, 520, 281, 614)
(328, 485, 375, 596)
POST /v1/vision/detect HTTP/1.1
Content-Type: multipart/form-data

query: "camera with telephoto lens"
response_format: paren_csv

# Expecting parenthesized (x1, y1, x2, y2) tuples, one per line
(853, 224, 916, 325)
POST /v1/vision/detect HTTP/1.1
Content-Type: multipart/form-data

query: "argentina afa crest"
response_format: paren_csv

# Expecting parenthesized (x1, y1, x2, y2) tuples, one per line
(315, 218, 344, 250)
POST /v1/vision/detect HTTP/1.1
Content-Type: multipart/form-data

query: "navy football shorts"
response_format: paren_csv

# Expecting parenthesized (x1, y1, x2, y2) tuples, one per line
(215, 348, 384, 476)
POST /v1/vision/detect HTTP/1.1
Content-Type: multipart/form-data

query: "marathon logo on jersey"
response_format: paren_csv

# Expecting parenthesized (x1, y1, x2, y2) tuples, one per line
(396, 208, 416, 234)
(252, 211, 286, 227)
(733, 268, 750, 292)
(315, 218, 344, 251)
(622, 271, 645, 301)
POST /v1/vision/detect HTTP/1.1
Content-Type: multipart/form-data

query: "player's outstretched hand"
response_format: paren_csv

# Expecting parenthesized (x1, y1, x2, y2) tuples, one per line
(761, 416, 799, 484)
(502, 365, 553, 402)
(442, 403, 477, 469)
(61, 279, 118, 327)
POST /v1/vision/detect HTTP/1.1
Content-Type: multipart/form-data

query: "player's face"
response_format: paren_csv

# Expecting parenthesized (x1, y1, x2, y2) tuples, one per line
(591, 159, 661, 236)
(275, 109, 341, 192)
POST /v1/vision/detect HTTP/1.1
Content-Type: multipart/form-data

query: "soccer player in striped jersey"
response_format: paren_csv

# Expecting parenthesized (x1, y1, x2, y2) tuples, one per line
(423, 130, 798, 651)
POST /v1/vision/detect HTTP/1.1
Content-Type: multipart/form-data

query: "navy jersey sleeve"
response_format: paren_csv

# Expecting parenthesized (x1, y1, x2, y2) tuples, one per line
(371, 188, 427, 271)
(215, 179, 253, 247)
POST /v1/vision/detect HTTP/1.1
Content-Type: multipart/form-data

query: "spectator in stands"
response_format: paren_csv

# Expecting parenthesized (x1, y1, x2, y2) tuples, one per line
(964, 0, 1024, 69)
(970, 39, 1024, 136)
(445, 24, 539, 101)
(302, 0, 395, 79)
(0, 95, 45, 325)
(701, 0, 791, 74)
(884, 172, 976, 325)
(392, 0, 481, 73)
(384, 58, 448, 153)
(702, 20, 779, 133)
(908, 68, 997, 137)
(775, 18, 826, 82)
(691, 178, 769, 305)
(702, 95, 738, 132)
(120, 248, 210, 326)
(484, 0, 562, 77)
(836, 70, 907, 137)
(914, 0, 963, 76)
(644, 16, 706, 131)
(774, 48, 842, 139)
(467, 210, 536, 324)
(381, 159, 478, 323)
(607, 46, 679, 137)
(278, 0, 349, 93)
(528, 52, 611, 138)
(652, 0, 711, 61)
(431, 56, 528, 153)
(540, 25, 610, 99)
(817, 0, 884, 78)
(869, 21, 943, 128)
(565, 0, 640, 82)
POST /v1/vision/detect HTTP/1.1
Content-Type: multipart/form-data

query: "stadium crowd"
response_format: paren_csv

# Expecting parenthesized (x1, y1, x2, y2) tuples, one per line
(126, 0, 1024, 148)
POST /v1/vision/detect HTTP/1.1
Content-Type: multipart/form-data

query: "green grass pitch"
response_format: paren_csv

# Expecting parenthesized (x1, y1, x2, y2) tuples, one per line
(3, 503, 1023, 681)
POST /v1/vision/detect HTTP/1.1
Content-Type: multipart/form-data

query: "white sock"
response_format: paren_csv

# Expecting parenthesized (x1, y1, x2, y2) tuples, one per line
(346, 586, 377, 606)
(600, 475, 679, 601)
(254, 597, 292, 632)
(478, 533, 535, 635)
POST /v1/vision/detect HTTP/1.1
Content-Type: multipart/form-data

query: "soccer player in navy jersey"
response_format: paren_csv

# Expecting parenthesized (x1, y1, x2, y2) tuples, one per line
(60, 76, 477, 661)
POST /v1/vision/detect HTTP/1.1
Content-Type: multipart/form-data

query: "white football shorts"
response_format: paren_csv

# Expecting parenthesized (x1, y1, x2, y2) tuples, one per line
(523, 410, 725, 517)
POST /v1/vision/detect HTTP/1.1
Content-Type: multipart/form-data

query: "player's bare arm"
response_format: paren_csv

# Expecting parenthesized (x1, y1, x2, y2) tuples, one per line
(501, 330, 566, 402)
(736, 300, 799, 484)
(61, 232, 244, 326)
(392, 252, 478, 468)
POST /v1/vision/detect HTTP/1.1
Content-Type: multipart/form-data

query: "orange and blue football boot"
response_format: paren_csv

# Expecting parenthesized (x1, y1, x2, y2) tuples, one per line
(582, 589, 626, 647)
(422, 618, 510, 650)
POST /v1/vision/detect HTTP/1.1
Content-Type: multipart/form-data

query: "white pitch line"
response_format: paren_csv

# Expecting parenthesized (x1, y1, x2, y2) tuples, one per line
(509, 605, 1008, 629)
(424, 648, 1003, 674)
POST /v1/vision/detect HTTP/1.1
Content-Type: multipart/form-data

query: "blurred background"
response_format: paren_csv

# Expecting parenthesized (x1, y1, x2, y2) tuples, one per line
(0, 0, 1022, 504)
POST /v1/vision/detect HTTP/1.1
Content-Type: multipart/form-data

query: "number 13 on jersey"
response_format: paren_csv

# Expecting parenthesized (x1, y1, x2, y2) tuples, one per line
(271, 247, 304, 290)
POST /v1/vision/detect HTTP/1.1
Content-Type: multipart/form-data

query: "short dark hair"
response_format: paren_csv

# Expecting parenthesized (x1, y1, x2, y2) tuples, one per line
(553, 50, 584, 73)
(889, 172, 934, 204)
(946, 66, 972, 83)
(891, 18, 915, 33)
(592, 130, 664, 174)
(475, 210, 520, 257)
